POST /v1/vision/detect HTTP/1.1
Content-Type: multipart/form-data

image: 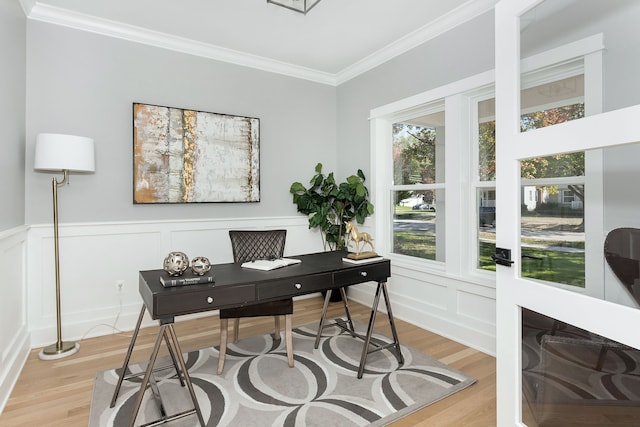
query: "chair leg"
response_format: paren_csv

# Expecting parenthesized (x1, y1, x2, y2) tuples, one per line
(274, 315, 281, 338)
(285, 314, 294, 368)
(232, 318, 240, 342)
(218, 318, 228, 375)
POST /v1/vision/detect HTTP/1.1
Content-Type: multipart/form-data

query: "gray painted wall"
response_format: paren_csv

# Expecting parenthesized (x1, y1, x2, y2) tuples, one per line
(335, 11, 495, 182)
(0, 2, 26, 232)
(25, 21, 337, 225)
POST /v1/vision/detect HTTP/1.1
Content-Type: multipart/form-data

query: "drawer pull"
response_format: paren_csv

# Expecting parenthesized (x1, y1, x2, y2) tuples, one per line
(295, 283, 302, 289)
(207, 296, 214, 304)
(360, 271, 368, 277)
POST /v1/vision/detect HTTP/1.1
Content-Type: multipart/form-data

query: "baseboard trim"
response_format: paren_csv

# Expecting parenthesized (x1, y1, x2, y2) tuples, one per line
(0, 327, 30, 416)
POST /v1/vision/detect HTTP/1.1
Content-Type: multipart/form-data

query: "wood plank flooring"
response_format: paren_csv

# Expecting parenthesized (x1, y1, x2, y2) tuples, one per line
(0, 296, 496, 426)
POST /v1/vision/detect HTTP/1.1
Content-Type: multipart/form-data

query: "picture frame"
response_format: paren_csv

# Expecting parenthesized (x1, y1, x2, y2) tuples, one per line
(133, 102, 260, 203)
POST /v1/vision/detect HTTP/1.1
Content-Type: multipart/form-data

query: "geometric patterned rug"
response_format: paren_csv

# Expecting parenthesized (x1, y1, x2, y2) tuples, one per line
(90, 319, 476, 426)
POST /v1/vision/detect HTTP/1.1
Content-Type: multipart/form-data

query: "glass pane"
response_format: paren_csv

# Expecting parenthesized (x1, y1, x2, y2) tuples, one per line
(520, 102, 585, 181)
(478, 98, 496, 182)
(477, 188, 496, 270)
(476, 96, 496, 271)
(520, 182, 585, 287)
(521, 0, 640, 116)
(392, 110, 445, 185)
(522, 308, 640, 426)
(518, 84, 586, 286)
(393, 189, 445, 261)
(521, 78, 584, 133)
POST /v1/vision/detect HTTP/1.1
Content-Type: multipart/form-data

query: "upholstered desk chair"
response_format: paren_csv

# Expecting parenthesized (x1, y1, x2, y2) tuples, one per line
(217, 229, 294, 374)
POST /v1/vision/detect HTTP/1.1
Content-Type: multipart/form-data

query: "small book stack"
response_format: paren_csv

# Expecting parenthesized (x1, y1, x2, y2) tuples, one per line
(160, 271, 215, 287)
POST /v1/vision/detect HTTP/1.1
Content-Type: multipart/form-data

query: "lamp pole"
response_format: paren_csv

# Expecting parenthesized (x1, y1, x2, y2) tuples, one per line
(34, 133, 94, 360)
(40, 170, 79, 358)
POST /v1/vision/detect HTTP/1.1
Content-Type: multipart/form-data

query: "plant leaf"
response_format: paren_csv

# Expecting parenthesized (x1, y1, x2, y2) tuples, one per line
(290, 182, 306, 194)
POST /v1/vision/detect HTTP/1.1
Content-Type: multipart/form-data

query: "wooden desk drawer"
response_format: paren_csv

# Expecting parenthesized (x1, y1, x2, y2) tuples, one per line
(155, 284, 255, 317)
(256, 272, 332, 300)
(333, 262, 390, 286)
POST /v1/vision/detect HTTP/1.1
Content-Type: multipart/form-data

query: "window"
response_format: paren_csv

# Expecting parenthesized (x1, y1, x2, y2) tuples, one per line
(473, 71, 586, 285)
(391, 107, 445, 261)
(519, 75, 586, 287)
(475, 95, 497, 271)
(561, 189, 577, 205)
(371, 36, 601, 291)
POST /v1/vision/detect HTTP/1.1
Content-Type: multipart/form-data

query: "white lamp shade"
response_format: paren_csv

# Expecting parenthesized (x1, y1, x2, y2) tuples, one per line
(34, 133, 95, 172)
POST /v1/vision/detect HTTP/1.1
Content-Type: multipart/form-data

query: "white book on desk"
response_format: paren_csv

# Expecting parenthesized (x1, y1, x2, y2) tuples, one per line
(241, 258, 302, 271)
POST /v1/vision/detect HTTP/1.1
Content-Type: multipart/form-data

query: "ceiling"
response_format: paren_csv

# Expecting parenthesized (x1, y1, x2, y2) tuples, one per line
(20, 0, 498, 85)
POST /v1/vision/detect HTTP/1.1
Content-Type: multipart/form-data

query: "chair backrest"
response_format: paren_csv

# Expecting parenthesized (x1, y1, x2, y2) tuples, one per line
(229, 229, 287, 263)
(604, 227, 640, 304)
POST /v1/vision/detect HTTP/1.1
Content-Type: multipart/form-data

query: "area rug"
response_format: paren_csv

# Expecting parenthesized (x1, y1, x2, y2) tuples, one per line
(90, 319, 476, 426)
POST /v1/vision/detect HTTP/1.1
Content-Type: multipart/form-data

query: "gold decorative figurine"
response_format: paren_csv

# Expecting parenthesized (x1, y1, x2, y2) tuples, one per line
(345, 221, 378, 259)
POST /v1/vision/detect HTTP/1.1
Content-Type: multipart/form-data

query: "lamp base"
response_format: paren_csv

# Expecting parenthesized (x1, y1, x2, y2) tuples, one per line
(38, 341, 79, 360)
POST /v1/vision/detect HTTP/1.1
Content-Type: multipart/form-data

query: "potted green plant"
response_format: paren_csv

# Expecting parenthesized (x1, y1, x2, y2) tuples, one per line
(290, 163, 374, 251)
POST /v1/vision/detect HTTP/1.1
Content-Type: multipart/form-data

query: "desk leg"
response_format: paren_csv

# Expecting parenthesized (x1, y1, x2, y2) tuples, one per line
(314, 289, 333, 349)
(357, 281, 403, 378)
(357, 282, 382, 379)
(381, 280, 404, 366)
(315, 287, 356, 349)
(123, 320, 204, 427)
(166, 324, 206, 427)
(164, 331, 185, 387)
(128, 324, 167, 427)
(111, 305, 185, 409)
(111, 304, 146, 408)
(340, 287, 355, 332)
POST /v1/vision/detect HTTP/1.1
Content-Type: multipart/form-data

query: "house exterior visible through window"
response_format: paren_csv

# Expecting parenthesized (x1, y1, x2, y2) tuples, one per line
(371, 36, 601, 294)
(391, 107, 445, 262)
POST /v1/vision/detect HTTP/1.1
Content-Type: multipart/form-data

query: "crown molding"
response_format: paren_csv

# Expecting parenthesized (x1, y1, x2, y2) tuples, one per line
(335, 0, 498, 85)
(26, 2, 337, 86)
(26, 0, 497, 87)
(19, 0, 36, 15)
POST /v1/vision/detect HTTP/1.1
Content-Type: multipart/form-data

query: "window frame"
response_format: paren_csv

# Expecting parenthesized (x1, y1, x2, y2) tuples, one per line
(369, 33, 603, 289)
(390, 101, 446, 263)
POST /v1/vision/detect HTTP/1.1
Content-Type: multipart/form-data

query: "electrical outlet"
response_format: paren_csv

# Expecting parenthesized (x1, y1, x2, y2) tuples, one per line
(116, 280, 125, 291)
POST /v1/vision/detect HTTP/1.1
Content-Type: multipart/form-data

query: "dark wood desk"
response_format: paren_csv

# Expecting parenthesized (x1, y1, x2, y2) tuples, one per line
(111, 250, 403, 427)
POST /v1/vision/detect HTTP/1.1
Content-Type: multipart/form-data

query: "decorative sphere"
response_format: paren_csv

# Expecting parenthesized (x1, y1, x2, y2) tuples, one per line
(163, 251, 189, 276)
(191, 256, 212, 276)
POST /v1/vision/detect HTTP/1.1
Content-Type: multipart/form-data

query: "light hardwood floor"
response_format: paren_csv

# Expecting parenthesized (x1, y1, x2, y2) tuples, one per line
(0, 296, 496, 426)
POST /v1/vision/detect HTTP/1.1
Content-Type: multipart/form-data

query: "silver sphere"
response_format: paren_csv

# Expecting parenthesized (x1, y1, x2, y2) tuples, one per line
(191, 256, 212, 276)
(163, 251, 189, 276)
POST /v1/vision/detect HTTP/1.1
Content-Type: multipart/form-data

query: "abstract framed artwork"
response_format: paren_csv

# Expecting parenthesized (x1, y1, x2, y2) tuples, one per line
(133, 103, 260, 203)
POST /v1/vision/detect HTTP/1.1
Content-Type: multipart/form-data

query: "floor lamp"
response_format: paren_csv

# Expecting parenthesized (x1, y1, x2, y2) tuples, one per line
(34, 133, 95, 360)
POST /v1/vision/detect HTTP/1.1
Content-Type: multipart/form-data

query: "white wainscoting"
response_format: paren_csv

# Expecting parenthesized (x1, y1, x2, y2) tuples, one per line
(1, 216, 497, 415)
(0, 226, 30, 416)
(348, 259, 496, 355)
(26, 216, 324, 347)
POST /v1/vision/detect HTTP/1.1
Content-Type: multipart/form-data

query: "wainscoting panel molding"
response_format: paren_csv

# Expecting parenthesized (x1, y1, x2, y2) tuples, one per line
(1, 217, 497, 416)
(348, 261, 496, 356)
(26, 217, 322, 348)
(0, 226, 30, 416)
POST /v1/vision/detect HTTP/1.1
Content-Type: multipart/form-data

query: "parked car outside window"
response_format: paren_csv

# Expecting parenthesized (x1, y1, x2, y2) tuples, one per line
(412, 203, 436, 211)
